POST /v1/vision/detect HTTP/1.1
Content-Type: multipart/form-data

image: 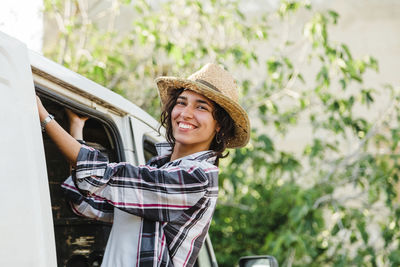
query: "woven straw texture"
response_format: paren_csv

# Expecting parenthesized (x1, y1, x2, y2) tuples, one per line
(155, 63, 250, 148)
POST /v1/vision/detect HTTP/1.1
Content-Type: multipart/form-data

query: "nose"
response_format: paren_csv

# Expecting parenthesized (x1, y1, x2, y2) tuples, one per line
(180, 105, 194, 119)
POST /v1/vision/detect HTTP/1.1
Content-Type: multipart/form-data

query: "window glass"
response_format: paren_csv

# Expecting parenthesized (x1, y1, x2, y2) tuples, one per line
(143, 138, 157, 163)
(195, 244, 213, 267)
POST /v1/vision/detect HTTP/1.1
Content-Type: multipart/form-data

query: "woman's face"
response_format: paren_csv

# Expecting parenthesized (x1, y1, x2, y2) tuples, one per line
(171, 90, 220, 151)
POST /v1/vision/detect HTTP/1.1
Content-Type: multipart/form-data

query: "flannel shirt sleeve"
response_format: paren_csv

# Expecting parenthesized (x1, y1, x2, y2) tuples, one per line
(73, 145, 217, 222)
(61, 176, 114, 223)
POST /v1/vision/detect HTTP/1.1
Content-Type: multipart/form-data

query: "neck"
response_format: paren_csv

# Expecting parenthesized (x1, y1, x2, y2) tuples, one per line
(170, 142, 210, 161)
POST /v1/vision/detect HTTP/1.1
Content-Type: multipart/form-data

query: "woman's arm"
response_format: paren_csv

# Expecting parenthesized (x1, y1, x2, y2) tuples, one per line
(73, 145, 219, 222)
(36, 96, 81, 166)
(65, 108, 88, 140)
(62, 176, 114, 223)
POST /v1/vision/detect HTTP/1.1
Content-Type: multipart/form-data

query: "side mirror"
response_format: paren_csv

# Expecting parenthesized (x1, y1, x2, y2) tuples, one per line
(239, 255, 278, 267)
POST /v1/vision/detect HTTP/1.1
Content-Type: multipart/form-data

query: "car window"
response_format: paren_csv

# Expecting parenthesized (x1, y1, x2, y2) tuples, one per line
(143, 138, 158, 163)
(195, 243, 213, 267)
(38, 91, 122, 267)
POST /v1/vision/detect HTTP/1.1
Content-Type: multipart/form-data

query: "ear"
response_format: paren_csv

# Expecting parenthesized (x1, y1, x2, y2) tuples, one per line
(215, 123, 221, 133)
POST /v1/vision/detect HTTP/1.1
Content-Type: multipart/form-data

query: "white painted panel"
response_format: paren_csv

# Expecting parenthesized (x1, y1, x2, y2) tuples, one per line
(0, 31, 57, 267)
(129, 116, 165, 165)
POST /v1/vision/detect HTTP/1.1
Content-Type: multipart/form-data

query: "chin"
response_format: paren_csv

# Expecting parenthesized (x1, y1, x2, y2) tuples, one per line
(175, 139, 194, 146)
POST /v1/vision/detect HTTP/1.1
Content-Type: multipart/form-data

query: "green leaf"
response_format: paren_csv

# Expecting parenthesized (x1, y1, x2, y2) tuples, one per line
(341, 44, 352, 59)
(328, 10, 339, 24)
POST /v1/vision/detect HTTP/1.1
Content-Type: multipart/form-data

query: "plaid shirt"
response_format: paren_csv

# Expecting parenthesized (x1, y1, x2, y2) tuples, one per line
(62, 143, 219, 266)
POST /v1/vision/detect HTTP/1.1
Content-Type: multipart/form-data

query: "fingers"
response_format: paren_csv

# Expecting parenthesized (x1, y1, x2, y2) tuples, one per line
(64, 108, 89, 138)
(36, 95, 49, 121)
(36, 95, 43, 107)
(65, 108, 89, 122)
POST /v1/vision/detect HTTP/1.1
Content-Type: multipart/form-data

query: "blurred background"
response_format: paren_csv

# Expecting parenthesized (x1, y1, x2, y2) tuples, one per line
(2, 0, 400, 266)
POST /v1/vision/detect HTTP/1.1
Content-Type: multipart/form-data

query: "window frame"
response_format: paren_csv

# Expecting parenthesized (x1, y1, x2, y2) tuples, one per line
(35, 84, 126, 162)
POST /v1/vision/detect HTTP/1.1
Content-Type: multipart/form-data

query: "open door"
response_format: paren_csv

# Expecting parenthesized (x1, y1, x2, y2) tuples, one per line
(0, 32, 57, 266)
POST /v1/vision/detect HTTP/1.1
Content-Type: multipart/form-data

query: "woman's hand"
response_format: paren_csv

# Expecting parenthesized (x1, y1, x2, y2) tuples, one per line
(36, 95, 43, 108)
(65, 108, 89, 140)
(36, 95, 49, 121)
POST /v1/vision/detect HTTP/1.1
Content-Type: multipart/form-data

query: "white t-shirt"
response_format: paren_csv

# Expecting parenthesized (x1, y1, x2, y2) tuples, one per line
(101, 209, 141, 267)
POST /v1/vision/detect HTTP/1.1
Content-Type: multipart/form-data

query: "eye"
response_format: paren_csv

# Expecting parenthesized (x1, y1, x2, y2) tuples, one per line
(175, 100, 186, 106)
(197, 105, 209, 111)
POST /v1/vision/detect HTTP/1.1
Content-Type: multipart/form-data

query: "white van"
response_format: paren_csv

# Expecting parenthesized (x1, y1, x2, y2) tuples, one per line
(0, 31, 276, 267)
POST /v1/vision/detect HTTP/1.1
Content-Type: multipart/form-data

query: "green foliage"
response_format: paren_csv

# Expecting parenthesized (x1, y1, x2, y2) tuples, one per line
(43, 0, 400, 266)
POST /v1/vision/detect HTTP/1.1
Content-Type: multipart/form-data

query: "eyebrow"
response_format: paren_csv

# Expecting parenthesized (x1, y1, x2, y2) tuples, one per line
(177, 96, 213, 107)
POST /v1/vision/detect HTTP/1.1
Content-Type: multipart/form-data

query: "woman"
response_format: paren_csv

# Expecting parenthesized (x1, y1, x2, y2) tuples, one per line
(37, 63, 250, 266)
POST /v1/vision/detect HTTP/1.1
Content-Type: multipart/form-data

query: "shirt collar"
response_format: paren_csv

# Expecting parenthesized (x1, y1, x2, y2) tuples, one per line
(155, 142, 173, 157)
(153, 142, 217, 165)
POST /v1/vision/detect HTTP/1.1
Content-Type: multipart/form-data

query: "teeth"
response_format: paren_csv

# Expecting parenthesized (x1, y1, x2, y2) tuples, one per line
(179, 123, 193, 129)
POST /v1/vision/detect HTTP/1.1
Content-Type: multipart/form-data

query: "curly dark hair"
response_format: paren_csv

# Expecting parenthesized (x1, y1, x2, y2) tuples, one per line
(159, 88, 235, 165)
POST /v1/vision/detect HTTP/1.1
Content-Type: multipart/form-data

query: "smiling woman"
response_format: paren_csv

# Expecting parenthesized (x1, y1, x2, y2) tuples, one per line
(37, 62, 250, 267)
(170, 90, 221, 160)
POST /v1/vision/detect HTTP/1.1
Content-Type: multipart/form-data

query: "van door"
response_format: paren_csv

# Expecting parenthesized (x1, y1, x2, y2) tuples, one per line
(0, 32, 57, 266)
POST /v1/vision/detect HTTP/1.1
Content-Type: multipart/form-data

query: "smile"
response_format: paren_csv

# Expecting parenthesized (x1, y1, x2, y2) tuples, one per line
(178, 122, 196, 129)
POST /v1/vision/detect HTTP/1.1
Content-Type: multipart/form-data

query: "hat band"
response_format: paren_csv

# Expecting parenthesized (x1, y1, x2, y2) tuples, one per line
(195, 79, 221, 92)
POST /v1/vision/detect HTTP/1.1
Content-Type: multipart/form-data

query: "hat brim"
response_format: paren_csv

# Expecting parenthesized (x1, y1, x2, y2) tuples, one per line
(155, 76, 250, 148)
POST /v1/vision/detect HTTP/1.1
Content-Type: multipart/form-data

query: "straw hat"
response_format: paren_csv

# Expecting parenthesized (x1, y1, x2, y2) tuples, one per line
(155, 63, 250, 148)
